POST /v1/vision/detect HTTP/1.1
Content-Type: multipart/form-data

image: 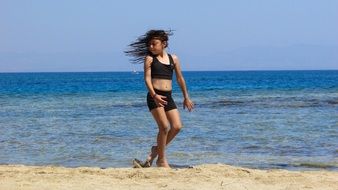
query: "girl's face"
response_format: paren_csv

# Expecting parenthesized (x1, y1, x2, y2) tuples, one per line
(148, 38, 166, 55)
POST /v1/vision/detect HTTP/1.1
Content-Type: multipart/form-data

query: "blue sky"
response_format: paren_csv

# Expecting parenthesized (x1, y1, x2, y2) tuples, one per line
(0, 0, 337, 72)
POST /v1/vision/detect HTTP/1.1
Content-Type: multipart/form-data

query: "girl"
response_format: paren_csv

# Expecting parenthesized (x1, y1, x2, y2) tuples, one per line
(125, 30, 194, 168)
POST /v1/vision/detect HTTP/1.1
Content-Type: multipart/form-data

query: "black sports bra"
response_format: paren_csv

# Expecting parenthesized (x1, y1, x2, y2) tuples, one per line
(151, 54, 175, 80)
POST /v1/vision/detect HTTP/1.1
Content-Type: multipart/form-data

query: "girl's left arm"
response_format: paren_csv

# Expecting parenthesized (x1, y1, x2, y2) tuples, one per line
(172, 54, 194, 112)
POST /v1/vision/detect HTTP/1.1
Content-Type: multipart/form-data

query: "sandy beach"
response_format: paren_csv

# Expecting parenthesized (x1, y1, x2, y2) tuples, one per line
(0, 163, 337, 190)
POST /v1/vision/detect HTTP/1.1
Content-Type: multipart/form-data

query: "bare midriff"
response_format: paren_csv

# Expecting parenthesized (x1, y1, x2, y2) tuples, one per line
(152, 78, 172, 91)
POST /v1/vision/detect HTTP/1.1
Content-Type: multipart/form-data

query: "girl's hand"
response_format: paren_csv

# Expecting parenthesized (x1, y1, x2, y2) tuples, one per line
(154, 94, 168, 107)
(183, 98, 194, 112)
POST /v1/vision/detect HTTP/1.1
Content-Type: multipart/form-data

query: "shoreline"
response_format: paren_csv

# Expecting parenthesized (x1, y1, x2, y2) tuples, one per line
(1, 163, 337, 190)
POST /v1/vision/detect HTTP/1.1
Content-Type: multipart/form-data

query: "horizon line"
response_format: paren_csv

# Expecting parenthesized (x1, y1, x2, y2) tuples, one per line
(0, 69, 338, 74)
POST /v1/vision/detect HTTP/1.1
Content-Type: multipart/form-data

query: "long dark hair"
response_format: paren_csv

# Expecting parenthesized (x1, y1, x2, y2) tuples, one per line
(124, 29, 173, 64)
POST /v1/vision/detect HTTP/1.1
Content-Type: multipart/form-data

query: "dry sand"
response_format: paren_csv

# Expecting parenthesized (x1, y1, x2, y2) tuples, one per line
(0, 163, 337, 190)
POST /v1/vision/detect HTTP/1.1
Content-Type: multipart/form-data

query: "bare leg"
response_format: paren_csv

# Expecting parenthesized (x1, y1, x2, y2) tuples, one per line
(145, 109, 182, 167)
(156, 124, 170, 167)
(149, 107, 170, 168)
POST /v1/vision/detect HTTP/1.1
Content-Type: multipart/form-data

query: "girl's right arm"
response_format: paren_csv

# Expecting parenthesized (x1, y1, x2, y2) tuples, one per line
(144, 56, 156, 97)
(144, 56, 167, 107)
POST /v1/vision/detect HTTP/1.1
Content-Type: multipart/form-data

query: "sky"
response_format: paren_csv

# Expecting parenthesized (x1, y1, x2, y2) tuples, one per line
(0, 0, 337, 72)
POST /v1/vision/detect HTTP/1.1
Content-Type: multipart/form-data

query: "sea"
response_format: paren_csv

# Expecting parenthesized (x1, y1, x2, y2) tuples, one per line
(0, 70, 337, 171)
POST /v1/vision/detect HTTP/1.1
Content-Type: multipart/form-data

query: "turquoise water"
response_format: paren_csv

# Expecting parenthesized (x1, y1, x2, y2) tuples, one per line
(0, 71, 337, 170)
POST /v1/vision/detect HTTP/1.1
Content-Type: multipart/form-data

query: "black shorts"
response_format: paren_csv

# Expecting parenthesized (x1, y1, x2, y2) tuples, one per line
(147, 89, 177, 112)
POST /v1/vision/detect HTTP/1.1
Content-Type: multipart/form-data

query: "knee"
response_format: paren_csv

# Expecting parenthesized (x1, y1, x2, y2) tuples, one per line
(158, 123, 170, 134)
(171, 123, 183, 132)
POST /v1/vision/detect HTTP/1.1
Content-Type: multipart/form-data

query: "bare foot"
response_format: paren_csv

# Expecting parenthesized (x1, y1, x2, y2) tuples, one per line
(156, 158, 171, 168)
(143, 146, 158, 167)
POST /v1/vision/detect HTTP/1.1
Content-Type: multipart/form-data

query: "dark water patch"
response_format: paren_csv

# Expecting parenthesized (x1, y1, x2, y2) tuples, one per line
(270, 163, 290, 168)
(197, 96, 338, 109)
(196, 99, 248, 108)
(327, 99, 338, 105)
(216, 100, 246, 106)
(292, 162, 338, 170)
(245, 162, 338, 171)
(106, 102, 146, 108)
